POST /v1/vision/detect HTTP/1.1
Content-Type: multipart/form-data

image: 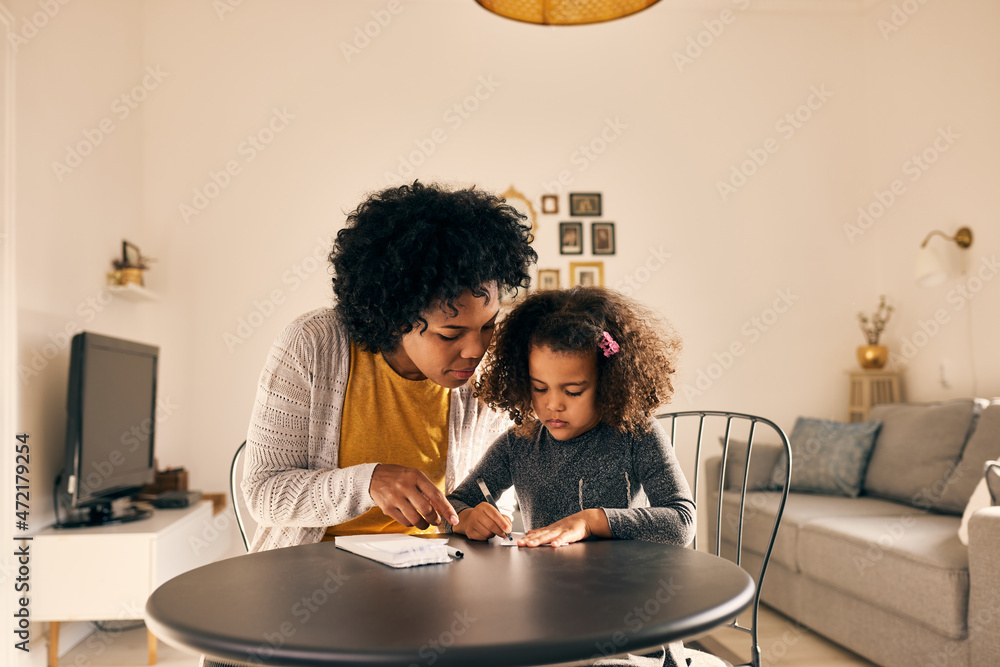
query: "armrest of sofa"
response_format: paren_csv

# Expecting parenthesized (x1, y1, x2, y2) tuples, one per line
(969, 506, 1000, 666)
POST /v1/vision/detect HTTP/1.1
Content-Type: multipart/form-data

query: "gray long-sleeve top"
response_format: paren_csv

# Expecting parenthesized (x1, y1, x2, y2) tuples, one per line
(448, 419, 696, 545)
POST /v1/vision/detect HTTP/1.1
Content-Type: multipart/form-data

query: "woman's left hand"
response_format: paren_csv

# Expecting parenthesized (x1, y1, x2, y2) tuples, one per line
(518, 509, 611, 547)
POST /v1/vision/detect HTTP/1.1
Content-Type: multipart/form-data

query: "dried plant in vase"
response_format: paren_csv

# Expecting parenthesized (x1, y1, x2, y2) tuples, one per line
(110, 241, 156, 287)
(856, 295, 894, 369)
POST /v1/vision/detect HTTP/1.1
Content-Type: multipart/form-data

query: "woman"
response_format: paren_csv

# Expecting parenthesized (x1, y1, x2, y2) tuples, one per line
(242, 181, 536, 552)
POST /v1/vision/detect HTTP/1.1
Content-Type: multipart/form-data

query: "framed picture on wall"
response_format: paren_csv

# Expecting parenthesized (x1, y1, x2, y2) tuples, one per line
(569, 193, 602, 217)
(569, 262, 604, 287)
(591, 222, 615, 255)
(541, 195, 558, 214)
(537, 269, 560, 290)
(559, 222, 583, 255)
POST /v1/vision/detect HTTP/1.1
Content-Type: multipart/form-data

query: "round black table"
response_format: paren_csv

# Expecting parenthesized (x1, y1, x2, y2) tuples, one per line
(145, 537, 754, 666)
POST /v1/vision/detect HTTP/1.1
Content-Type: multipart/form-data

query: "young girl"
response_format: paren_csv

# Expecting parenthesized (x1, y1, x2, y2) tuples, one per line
(447, 287, 695, 665)
(449, 285, 693, 547)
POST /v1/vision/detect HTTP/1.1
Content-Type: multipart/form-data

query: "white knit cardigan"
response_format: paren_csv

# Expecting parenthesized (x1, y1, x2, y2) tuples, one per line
(242, 308, 511, 552)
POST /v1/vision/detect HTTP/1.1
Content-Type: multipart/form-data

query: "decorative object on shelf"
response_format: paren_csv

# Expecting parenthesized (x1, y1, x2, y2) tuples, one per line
(500, 186, 538, 237)
(559, 222, 583, 255)
(591, 222, 615, 255)
(110, 240, 156, 287)
(915, 226, 974, 287)
(569, 192, 601, 216)
(857, 295, 894, 369)
(536, 269, 560, 290)
(570, 261, 604, 287)
(540, 194, 558, 214)
(476, 0, 660, 25)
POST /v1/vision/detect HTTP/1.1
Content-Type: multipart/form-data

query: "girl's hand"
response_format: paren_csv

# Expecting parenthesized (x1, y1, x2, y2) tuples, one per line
(518, 509, 611, 548)
(454, 502, 513, 541)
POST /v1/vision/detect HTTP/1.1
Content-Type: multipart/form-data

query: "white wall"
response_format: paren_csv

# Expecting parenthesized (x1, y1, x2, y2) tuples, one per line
(138, 0, 874, 492)
(861, 0, 1000, 401)
(10, 0, 1000, 537)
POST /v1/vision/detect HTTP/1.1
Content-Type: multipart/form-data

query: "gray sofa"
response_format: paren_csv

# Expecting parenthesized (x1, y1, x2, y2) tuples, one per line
(706, 399, 1000, 667)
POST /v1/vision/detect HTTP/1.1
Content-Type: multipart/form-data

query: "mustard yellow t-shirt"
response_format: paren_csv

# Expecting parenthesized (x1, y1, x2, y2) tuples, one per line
(323, 342, 451, 538)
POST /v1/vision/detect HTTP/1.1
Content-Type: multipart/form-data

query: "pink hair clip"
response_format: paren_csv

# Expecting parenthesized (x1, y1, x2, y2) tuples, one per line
(599, 331, 620, 357)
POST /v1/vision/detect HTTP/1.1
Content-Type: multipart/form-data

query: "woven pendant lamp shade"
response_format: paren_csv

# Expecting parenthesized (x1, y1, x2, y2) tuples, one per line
(477, 0, 660, 25)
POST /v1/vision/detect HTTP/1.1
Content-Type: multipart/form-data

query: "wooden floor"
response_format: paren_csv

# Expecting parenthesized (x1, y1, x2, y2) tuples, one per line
(60, 605, 879, 667)
(692, 604, 878, 667)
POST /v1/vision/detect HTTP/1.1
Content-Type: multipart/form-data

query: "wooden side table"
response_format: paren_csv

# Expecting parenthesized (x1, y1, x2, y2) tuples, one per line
(848, 370, 903, 422)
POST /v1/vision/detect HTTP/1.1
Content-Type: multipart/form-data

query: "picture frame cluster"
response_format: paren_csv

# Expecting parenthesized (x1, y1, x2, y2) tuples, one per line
(538, 191, 615, 289)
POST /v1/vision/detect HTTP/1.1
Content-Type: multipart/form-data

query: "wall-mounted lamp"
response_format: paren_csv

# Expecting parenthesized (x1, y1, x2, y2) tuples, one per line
(476, 0, 660, 25)
(914, 226, 974, 287)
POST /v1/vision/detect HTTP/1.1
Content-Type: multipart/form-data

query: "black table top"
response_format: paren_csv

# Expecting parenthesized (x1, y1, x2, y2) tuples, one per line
(145, 537, 754, 667)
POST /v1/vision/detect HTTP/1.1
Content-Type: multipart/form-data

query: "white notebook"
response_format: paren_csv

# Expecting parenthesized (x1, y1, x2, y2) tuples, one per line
(334, 534, 452, 568)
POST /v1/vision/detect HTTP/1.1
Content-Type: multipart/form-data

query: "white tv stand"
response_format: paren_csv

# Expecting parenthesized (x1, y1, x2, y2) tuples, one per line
(32, 502, 216, 667)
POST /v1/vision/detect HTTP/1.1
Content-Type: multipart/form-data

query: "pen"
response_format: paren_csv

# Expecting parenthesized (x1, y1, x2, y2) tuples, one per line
(445, 545, 464, 559)
(476, 477, 513, 541)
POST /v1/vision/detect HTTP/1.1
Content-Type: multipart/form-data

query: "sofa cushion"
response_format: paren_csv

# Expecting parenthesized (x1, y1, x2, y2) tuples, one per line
(719, 438, 784, 492)
(717, 490, 916, 573)
(937, 401, 1000, 514)
(768, 417, 881, 497)
(798, 513, 968, 640)
(864, 400, 979, 510)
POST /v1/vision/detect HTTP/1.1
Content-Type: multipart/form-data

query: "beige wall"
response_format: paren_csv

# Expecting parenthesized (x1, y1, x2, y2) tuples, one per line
(9, 0, 1000, 529)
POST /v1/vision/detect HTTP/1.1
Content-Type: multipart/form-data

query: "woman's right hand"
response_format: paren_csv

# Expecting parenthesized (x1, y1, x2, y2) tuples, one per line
(369, 464, 458, 530)
(455, 502, 513, 541)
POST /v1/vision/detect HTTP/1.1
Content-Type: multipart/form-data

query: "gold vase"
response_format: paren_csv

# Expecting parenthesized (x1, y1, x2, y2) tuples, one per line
(120, 267, 144, 286)
(857, 344, 888, 369)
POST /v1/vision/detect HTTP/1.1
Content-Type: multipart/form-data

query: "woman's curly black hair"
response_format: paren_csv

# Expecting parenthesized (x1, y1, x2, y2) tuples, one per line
(476, 286, 682, 437)
(330, 181, 536, 352)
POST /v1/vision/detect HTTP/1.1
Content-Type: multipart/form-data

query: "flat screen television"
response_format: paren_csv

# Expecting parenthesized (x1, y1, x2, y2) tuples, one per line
(55, 331, 159, 528)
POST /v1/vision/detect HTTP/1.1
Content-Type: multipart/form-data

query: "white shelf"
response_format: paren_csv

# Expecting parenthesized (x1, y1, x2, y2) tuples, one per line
(107, 283, 160, 301)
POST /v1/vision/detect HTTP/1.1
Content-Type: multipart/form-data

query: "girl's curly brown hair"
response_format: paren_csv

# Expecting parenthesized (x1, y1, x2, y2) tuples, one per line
(476, 286, 682, 438)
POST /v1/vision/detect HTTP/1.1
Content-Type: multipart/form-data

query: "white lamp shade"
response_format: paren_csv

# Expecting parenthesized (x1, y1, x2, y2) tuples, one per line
(915, 245, 946, 287)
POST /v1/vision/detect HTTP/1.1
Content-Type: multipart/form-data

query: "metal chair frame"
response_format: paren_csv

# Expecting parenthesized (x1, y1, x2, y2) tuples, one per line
(230, 440, 250, 552)
(656, 411, 792, 667)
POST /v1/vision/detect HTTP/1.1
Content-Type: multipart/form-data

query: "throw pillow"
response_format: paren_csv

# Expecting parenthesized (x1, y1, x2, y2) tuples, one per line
(958, 461, 1000, 546)
(863, 400, 979, 511)
(768, 417, 881, 497)
(936, 401, 1000, 514)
